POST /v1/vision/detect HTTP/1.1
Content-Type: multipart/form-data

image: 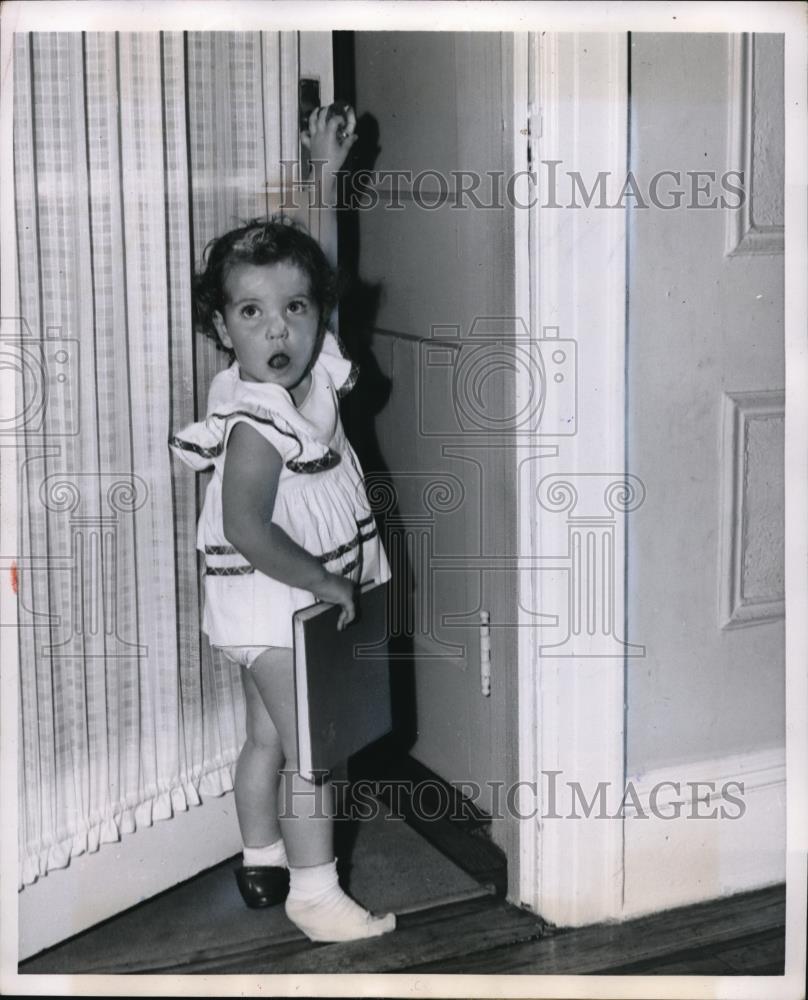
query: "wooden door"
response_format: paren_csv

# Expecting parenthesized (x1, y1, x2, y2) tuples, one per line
(349, 33, 518, 826)
(627, 32, 784, 772)
(624, 33, 785, 912)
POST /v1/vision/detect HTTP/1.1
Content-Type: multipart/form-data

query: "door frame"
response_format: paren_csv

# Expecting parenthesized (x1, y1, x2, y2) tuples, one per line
(512, 31, 630, 925)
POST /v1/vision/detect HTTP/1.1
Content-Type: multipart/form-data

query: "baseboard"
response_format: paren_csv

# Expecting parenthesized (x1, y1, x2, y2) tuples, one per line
(622, 745, 786, 918)
(18, 795, 241, 961)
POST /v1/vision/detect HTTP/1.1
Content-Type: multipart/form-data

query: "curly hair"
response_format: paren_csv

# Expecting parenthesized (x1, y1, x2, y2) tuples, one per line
(193, 216, 339, 352)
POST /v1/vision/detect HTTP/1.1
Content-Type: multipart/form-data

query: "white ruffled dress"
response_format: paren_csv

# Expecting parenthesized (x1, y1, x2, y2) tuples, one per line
(169, 331, 390, 649)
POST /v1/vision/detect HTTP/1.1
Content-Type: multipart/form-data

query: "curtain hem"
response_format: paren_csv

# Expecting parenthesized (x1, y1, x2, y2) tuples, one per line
(18, 758, 238, 890)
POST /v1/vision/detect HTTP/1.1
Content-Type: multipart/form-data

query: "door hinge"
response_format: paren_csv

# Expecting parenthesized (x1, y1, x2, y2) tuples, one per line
(480, 610, 491, 697)
(526, 107, 542, 171)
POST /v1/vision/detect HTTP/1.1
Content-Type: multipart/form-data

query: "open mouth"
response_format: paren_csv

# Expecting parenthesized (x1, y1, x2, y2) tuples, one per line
(268, 352, 290, 370)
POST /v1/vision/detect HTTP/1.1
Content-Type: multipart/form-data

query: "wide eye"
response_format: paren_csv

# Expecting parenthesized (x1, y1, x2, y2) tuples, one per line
(240, 304, 259, 319)
(287, 299, 308, 315)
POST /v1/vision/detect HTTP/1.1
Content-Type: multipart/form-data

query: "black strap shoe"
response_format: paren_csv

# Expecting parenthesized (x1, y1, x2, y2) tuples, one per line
(235, 865, 290, 908)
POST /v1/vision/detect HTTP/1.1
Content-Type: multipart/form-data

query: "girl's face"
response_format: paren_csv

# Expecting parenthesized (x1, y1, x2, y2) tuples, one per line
(213, 260, 321, 397)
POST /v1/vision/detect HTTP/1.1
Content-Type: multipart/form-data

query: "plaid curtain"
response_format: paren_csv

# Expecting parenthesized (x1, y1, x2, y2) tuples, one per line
(14, 31, 302, 887)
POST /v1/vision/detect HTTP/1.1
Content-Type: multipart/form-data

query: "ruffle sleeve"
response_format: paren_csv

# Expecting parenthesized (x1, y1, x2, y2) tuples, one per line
(317, 329, 359, 398)
(169, 369, 340, 474)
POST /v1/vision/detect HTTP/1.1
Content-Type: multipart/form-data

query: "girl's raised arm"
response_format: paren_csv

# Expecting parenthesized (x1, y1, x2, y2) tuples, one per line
(222, 421, 356, 628)
(299, 105, 357, 271)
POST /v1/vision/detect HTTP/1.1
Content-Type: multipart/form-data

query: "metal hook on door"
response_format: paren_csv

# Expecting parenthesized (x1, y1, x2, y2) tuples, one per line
(480, 610, 491, 697)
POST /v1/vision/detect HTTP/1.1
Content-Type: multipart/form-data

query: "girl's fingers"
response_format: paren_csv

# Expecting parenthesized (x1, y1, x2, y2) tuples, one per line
(306, 104, 356, 149)
(315, 106, 329, 131)
(339, 599, 355, 630)
(307, 105, 340, 137)
(329, 105, 355, 139)
(343, 106, 356, 136)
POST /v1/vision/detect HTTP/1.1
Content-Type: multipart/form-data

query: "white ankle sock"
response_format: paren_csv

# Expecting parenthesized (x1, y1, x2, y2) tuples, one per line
(287, 858, 340, 899)
(285, 859, 396, 942)
(242, 838, 288, 868)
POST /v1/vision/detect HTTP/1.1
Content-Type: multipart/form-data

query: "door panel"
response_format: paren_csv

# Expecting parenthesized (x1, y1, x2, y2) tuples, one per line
(353, 33, 517, 818)
(626, 33, 785, 773)
(371, 334, 491, 787)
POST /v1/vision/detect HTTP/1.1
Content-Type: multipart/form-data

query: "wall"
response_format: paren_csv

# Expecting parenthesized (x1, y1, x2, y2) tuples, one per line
(624, 33, 785, 911)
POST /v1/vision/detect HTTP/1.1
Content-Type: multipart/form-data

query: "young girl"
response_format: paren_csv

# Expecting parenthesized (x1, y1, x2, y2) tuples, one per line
(169, 108, 395, 943)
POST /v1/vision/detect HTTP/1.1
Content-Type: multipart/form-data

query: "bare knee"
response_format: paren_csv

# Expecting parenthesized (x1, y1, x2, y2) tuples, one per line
(241, 668, 283, 754)
(242, 729, 282, 756)
(247, 649, 300, 764)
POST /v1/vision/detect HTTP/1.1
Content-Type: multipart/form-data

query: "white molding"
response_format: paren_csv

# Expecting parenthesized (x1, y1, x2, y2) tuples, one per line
(719, 389, 785, 629)
(725, 34, 785, 257)
(516, 32, 629, 926)
(298, 31, 333, 103)
(513, 30, 540, 910)
(0, 19, 21, 979)
(18, 795, 241, 961)
(623, 746, 786, 917)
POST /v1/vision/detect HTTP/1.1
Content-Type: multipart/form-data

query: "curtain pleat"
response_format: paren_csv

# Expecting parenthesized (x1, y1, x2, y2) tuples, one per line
(15, 30, 297, 887)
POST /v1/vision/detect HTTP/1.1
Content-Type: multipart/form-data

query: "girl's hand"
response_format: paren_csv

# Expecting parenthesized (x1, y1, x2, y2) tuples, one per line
(301, 103, 357, 177)
(313, 573, 356, 631)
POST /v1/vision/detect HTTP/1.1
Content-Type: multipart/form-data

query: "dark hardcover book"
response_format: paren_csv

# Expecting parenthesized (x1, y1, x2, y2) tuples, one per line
(293, 581, 392, 781)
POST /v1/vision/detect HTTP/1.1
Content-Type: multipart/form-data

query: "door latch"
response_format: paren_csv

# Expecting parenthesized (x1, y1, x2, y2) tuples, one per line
(299, 77, 321, 176)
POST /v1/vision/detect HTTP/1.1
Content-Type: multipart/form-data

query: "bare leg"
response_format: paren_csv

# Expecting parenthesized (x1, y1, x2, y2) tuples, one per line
(247, 647, 335, 867)
(235, 664, 285, 848)
(246, 646, 395, 941)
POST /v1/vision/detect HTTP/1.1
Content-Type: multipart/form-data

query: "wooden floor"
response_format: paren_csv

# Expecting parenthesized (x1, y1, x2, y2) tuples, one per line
(129, 883, 782, 976)
(19, 761, 786, 977)
(19, 849, 785, 975)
